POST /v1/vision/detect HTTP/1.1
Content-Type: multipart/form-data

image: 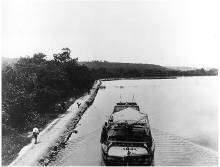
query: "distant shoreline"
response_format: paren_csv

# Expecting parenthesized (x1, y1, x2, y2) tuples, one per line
(100, 76, 180, 81)
(100, 75, 218, 81)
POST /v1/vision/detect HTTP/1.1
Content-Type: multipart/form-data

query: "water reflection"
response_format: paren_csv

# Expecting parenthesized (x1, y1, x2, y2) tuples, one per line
(108, 77, 218, 150)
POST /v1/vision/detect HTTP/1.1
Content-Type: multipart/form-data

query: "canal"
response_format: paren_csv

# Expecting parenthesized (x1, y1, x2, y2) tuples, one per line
(50, 76, 218, 166)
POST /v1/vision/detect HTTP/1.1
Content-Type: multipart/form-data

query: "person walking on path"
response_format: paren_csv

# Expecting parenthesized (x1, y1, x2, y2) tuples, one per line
(32, 127, 39, 144)
(77, 102, 81, 108)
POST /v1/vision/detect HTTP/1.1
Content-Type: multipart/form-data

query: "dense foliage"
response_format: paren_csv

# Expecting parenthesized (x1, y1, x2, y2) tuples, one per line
(2, 52, 217, 166)
(2, 48, 94, 131)
(2, 54, 218, 131)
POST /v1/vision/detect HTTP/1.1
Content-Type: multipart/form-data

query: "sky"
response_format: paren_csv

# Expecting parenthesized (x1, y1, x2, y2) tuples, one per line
(2, 0, 219, 67)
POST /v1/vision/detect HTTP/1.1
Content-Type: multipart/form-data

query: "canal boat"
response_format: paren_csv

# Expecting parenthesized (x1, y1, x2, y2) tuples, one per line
(100, 102, 155, 166)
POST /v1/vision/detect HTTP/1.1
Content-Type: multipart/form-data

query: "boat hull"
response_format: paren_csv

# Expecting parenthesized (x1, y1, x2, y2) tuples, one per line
(102, 151, 154, 166)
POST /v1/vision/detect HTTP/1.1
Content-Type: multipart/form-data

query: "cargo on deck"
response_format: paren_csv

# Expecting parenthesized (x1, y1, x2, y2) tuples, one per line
(100, 101, 155, 166)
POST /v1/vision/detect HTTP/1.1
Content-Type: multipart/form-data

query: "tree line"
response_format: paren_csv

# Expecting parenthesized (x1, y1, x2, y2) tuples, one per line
(86, 61, 217, 79)
(2, 48, 94, 131)
(2, 51, 217, 132)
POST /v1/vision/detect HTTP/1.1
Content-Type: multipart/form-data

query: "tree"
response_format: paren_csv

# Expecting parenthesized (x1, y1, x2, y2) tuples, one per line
(2, 48, 95, 131)
(53, 48, 77, 63)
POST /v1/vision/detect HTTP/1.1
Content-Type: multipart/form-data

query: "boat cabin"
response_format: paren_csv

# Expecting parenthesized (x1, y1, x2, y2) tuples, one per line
(113, 102, 140, 113)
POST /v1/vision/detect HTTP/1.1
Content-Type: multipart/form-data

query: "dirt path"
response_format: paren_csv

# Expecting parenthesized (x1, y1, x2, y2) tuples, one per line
(9, 81, 101, 166)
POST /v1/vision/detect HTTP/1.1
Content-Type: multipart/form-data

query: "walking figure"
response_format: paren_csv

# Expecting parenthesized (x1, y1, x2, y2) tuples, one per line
(33, 127, 39, 144)
(77, 102, 81, 108)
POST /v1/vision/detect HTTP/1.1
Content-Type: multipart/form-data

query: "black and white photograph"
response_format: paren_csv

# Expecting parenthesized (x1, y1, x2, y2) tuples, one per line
(1, 0, 219, 166)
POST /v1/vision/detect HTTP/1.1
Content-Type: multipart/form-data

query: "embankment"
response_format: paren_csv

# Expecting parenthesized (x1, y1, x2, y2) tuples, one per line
(9, 80, 101, 166)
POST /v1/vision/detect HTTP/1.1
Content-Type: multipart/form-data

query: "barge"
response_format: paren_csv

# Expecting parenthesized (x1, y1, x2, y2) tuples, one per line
(100, 102, 155, 165)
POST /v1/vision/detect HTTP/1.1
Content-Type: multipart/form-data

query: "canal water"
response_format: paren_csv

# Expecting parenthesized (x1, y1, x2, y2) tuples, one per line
(50, 76, 218, 166)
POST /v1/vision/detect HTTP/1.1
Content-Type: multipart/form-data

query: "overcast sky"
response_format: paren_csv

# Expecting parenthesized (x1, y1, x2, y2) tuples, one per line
(2, 0, 219, 67)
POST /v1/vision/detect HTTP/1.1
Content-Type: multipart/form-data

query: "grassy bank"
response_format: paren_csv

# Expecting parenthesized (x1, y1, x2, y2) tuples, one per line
(2, 114, 60, 165)
(8, 81, 100, 166)
(2, 95, 80, 166)
(2, 125, 31, 166)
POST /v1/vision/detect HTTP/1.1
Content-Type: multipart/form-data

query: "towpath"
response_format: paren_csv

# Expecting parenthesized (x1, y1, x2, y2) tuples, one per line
(9, 81, 100, 166)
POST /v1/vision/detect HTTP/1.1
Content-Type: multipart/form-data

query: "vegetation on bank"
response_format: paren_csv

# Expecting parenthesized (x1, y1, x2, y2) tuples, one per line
(2, 124, 32, 165)
(2, 48, 94, 165)
(2, 48, 94, 131)
(2, 53, 218, 132)
(80, 61, 218, 79)
(2, 50, 218, 165)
